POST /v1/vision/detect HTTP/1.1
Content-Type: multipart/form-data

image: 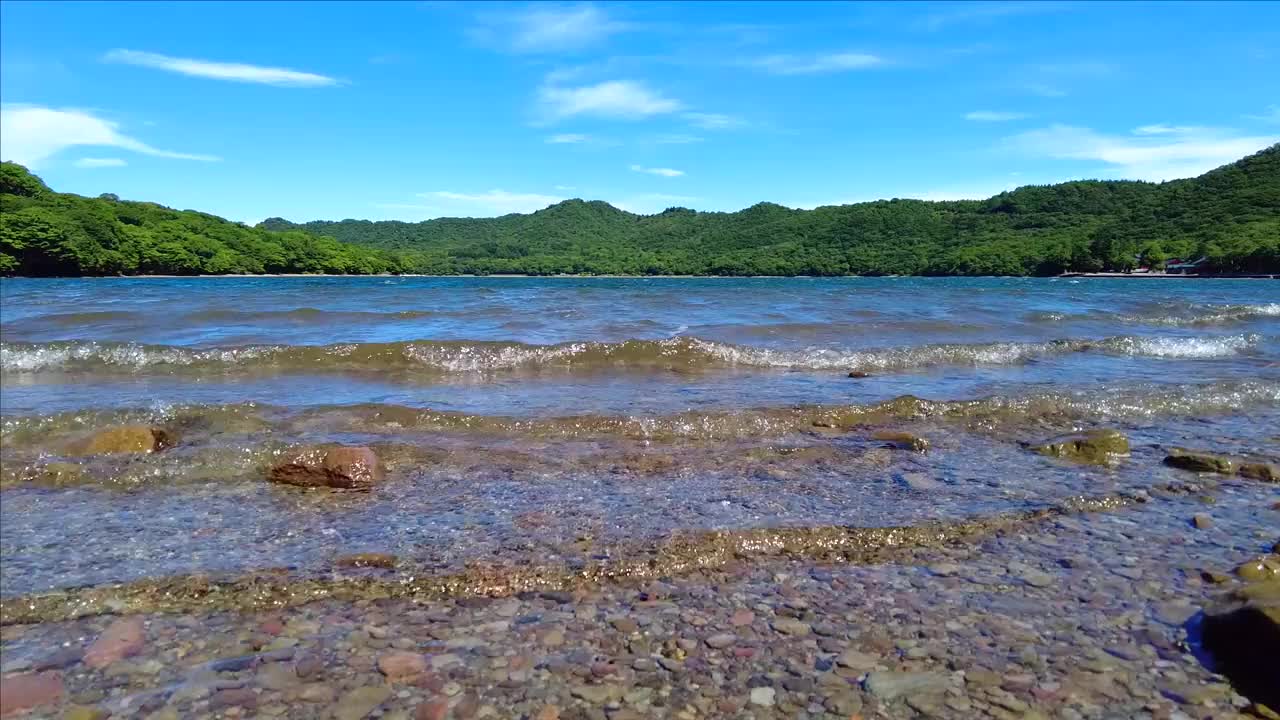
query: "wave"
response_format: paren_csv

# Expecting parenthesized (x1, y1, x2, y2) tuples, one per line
(1028, 303, 1280, 327)
(5, 380, 1276, 443)
(0, 333, 1262, 375)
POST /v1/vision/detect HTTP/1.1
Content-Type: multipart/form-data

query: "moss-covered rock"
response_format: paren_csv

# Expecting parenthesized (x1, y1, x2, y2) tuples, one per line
(1030, 429, 1130, 465)
(268, 446, 383, 490)
(1239, 462, 1280, 483)
(1163, 448, 1235, 474)
(871, 430, 930, 453)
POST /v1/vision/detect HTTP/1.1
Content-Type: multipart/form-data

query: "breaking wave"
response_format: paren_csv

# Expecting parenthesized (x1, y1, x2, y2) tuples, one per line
(0, 334, 1262, 376)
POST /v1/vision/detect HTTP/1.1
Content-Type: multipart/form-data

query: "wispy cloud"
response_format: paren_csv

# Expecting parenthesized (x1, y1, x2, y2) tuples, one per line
(748, 52, 883, 75)
(471, 4, 633, 53)
(653, 133, 703, 145)
(917, 1, 1070, 32)
(538, 80, 682, 121)
(73, 157, 127, 168)
(1005, 124, 1279, 181)
(1023, 83, 1068, 98)
(630, 164, 684, 177)
(682, 112, 746, 130)
(1244, 104, 1280, 123)
(419, 189, 565, 215)
(0, 105, 219, 168)
(103, 49, 338, 87)
(1133, 124, 1210, 136)
(546, 133, 592, 144)
(965, 111, 1030, 122)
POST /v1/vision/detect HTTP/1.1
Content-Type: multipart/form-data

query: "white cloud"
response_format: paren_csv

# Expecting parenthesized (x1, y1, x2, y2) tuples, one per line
(1132, 124, 1211, 136)
(1023, 83, 1067, 98)
(104, 49, 338, 87)
(538, 80, 682, 120)
(918, 2, 1067, 31)
(472, 4, 632, 53)
(653, 134, 703, 144)
(966, 111, 1030, 122)
(73, 157, 127, 168)
(682, 112, 745, 130)
(629, 164, 684, 177)
(419, 189, 565, 215)
(1244, 105, 1280, 123)
(0, 105, 219, 168)
(748, 52, 883, 75)
(546, 133, 591, 144)
(1006, 124, 1279, 181)
(554, 185, 578, 191)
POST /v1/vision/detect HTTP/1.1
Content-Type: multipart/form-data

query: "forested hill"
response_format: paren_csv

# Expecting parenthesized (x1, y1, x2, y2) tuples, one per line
(262, 145, 1279, 276)
(2, 146, 1276, 277)
(0, 163, 401, 276)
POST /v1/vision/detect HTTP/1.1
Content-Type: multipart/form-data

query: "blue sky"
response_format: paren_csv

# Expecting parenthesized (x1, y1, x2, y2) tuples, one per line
(2, 1, 1278, 224)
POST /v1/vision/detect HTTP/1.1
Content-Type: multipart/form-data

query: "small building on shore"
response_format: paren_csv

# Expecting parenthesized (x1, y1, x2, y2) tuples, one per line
(1165, 257, 1207, 275)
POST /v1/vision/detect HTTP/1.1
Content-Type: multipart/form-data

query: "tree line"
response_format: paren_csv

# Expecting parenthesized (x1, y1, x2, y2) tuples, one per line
(3, 144, 1277, 277)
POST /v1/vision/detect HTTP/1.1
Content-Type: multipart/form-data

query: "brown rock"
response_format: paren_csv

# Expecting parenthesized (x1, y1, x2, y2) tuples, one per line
(210, 687, 258, 710)
(847, 370, 872, 379)
(1163, 448, 1235, 474)
(534, 706, 561, 720)
(68, 426, 169, 456)
(730, 609, 755, 626)
(415, 699, 450, 720)
(1239, 462, 1280, 483)
(0, 672, 64, 718)
(268, 446, 382, 489)
(83, 617, 145, 668)
(336, 553, 398, 569)
(870, 430, 930, 452)
(377, 651, 427, 680)
(1192, 514, 1214, 530)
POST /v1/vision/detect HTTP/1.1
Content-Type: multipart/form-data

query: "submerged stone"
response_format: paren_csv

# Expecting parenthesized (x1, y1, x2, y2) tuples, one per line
(0, 672, 64, 718)
(1030, 429, 1129, 465)
(68, 426, 169, 456)
(1163, 449, 1235, 474)
(871, 430, 930, 452)
(336, 553, 398, 569)
(1239, 462, 1279, 483)
(1235, 556, 1280, 583)
(83, 617, 145, 668)
(864, 670, 948, 700)
(268, 446, 383, 489)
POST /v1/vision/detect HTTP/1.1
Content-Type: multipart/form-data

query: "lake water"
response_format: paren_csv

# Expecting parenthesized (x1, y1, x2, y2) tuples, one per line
(1, 276, 1278, 603)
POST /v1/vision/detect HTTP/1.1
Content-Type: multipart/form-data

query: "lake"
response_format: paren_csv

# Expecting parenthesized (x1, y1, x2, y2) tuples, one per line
(1, 277, 1277, 718)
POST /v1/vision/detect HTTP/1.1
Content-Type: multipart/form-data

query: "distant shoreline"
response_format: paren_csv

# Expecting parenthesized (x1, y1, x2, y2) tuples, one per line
(2, 273, 1277, 280)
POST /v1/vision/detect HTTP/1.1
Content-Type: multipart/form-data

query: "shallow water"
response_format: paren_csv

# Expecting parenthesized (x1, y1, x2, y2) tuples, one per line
(1, 276, 1278, 602)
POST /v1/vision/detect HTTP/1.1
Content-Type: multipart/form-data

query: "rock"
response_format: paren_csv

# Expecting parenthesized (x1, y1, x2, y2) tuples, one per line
(1030, 429, 1129, 465)
(256, 662, 299, 691)
(378, 651, 427, 680)
(1018, 570, 1054, 588)
(836, 648, 877, 670)
(334, 686, 392, 720)
(897, 472, 944, 492)
(337, 553, 398, 569)
(68, 425, 169, 456)
(863, 671, 948, 700)
(533, 706, 560, 720)
(0, 672, 64, 718)
(1201, 581, 1280, 710)
(749, 687, 776, 707)
(730, 609, 755, 626)
(1192, 513, 1214, 529)
(705, 633, 736, 649)
(210, 687, 258, 710)
(1236, 557, 1280, 582)
(62, 705, 108, 720)
(770, 618, 811, 636)
(927, 563, 961, 577)
(1239, 462, 1280, 483)
(415, 699, 450, 720)
(84, 617, 145, 668)
(268, 446, 382, 490)
(847, 370, 872, 379)
(27, 462, 88, 487)
(609, 617, 638, 634)
(298, 683, 335, 703)
(1163, 448, 1235, 474)
(871, 430, 929, 452)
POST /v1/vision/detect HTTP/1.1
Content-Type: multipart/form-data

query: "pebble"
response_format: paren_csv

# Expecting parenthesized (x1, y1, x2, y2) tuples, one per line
(84, 617, 145, 668)
(0, 672, 64, 717)
(770, 618, 811, 636)
(749, 687, 776, 707)
(334, 686, 393, 720)
(705, 633, 736, 649)
(378, 651, 428, 679)
(1192, 513, 1214, 529)
(729, 609, 755, 626)
(864, 670, 949, 700)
